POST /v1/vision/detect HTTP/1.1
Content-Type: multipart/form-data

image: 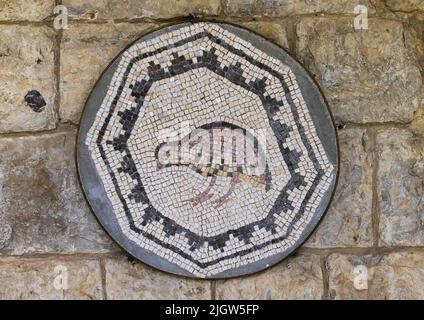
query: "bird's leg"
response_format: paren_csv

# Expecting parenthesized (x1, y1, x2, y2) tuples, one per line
(212, 174, 240, 209)
(183, 176, 217, 206)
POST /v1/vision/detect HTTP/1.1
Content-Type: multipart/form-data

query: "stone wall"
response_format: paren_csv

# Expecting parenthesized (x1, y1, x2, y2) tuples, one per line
(0, 0, 422, 299)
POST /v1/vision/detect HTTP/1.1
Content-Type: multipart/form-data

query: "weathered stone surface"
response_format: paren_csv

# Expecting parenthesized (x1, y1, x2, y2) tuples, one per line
(0, 258, 102, 299)
(60, 22, 157, 124)
(327, 253, 375, 299)
(377, 126, 424, 246)
(385, 0, 424, 12)
(238, 21, 289, 50)
(104, 259, 211, 299)
(0, 217, 12, 250)
(0, 0, 54, 21)
(223, 0, 374, 17)
(411, 105, 424, 134)
(63, 0, 220, 20)
(0, 129, 116, 255)
(0, 25, 56, 133)
(306, 128, 373, 247)
(296, 18, 422, 124)
(215, 253, 323, 299)
(404, 15, 424, 79)
(327, 252, 424, 299)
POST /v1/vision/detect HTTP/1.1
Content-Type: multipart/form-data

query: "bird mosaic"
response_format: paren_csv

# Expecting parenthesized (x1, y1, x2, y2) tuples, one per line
(155, 121, 272, 208)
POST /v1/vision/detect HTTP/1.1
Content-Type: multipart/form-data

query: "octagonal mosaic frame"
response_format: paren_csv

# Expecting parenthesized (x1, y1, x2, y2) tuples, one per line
(77, 22, 339, 278)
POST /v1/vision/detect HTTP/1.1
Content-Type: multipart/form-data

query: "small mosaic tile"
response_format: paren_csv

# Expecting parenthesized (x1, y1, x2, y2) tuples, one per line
(77, 22, 338, 278)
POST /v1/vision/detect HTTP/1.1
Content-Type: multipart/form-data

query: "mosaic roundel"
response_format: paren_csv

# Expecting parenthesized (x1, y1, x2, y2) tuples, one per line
(77, 22, 338, 278)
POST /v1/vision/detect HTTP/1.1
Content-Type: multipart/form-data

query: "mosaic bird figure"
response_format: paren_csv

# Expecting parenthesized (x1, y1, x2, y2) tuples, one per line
(155, 122, 272, 208)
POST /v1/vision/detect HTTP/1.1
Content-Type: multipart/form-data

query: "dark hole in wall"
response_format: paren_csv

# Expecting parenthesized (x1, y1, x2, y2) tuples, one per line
(24, 90, 46, 113)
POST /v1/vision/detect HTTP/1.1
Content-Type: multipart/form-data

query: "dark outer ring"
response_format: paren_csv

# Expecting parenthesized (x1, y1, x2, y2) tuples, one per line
(76, 22, 339, 279)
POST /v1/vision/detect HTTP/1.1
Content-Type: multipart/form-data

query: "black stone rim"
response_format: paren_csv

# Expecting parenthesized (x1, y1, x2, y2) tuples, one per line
(76, 21, 339, 279)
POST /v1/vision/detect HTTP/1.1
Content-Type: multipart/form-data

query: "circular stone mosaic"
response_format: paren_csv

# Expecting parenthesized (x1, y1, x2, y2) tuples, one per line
(77, 22, 338, 278)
